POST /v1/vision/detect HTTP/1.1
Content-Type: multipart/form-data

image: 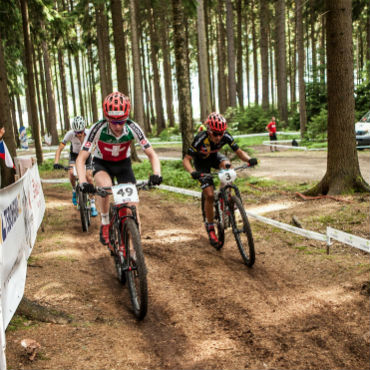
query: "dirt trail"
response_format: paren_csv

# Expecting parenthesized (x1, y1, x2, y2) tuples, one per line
(5, 181, 370, 370)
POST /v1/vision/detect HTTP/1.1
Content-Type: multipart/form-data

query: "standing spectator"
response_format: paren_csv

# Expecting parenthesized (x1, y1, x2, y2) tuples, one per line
(266, 116, 278, 152)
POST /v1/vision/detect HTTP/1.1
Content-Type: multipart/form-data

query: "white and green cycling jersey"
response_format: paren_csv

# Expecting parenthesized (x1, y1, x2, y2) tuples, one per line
(82, 119, 151, 161)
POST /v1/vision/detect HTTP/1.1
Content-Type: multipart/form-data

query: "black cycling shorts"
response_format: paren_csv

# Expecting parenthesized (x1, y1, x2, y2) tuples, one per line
(92, 157, 136, 184)
(69, 152, 92, 169)
(193, 152, 228, 189)
(269, 133, 277, 141)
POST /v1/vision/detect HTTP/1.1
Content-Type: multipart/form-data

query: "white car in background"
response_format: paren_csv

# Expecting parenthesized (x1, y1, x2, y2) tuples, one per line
(355, 111, 370, 147)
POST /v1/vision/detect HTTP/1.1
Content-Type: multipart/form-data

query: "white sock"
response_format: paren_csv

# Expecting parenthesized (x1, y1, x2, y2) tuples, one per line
(101, 213, 109, 225)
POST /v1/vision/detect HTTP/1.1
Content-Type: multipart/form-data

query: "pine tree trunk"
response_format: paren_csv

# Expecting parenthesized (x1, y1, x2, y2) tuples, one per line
(129, 0, 145, 127)
(226, 0, 237, 108)
(236, 0, 244, 108)
(88, 45, 98, 123)
(42, 29, 59, 145)
(16, 95, 24, 128)
(149, 5, 166, 133)
(260, 0, 269, 110)
(158, 2, 175, 127)
(74, 52, 85, 118)
(296, 0, 307, 137)
(310, 0, 317, 82)
(67, 50, 77, 117)
(172, 0, 193, 157)
(197, 0, 212, 121)
(217, 0, 227, 113)
(38, 50, 49, 134)
(0, 29, 16, 186)
(244, 0, 250, 106)
(367, 5, 370, 78)
(251, 0, 259, 105)
(58, 50, 70, 131)
(275, 0, 288, 125)
(111, 0, 129, 95)
(306, 0, 369, 195)
(10, 97, 20, 148)
(20, 0, 43, 165)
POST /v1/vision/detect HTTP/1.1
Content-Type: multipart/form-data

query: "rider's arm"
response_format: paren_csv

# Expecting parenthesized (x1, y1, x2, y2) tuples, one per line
(183, 154, 195, 174)
(54, 142, 65, 164)
(144, 146, 161, 175)
(235, 148, 251, 163)
(76, 150, 90, 183)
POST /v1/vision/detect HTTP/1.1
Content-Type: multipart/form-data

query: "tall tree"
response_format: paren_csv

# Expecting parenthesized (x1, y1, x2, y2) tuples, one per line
(20, 0, 42, 164)
(129, 0, 145, 127)
(41, 23, 59, 145)
(111, 0, 129, 94)
(296, 0, 307, 136)
(251, 0, 259, 105)
(0, 29, 16, 186)
(148, 3, 166, 133)
(226, 0, 237, 107)
(196, 0, 212, 121)
(172, 0, 193, 157)
(217, 0, 227, 113)
(275, 0, 288, 125)
(259, 0, 269, 110)
(307, 0, 369, 195)
(158, 2, 175, 127)
(236, 0, 244, 107)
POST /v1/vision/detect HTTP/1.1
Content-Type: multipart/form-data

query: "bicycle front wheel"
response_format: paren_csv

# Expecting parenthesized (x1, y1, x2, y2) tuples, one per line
(229, 195, 255, 267)
(78, 188, 89, 232)
(122, 218, 148, 320)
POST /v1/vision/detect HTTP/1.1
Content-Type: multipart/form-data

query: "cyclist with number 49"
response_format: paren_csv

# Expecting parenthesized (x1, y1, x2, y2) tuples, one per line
(76, 91, 162, 247)
(183, 113, 257, 248)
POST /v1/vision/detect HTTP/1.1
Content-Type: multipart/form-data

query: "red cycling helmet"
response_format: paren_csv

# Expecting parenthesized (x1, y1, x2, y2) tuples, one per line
(206, 112, 227, 133)
(103, 92, 131, 122)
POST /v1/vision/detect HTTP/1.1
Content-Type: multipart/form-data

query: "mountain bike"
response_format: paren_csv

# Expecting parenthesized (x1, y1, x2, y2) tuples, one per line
(94, 181, 152, 320)
(200, 164, 255, 267)
(56, 164, 91, 232)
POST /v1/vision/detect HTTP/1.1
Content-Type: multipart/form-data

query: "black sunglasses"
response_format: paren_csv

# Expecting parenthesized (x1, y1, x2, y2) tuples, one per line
(209, 130, 224, 137)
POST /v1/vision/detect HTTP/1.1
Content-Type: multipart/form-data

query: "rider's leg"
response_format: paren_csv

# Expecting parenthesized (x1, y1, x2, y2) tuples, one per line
(86, 169, 98, 216)
(94, 170, 112, 245)
(69, 165, 77, 205)
(203, 186, 215, 224)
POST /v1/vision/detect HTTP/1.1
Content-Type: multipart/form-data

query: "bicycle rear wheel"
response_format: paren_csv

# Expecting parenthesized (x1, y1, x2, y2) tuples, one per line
(229, 195, 255, 267)
(201, 192, 225, 249)
(122, 218, 148, 320)
(78, 188, 89, 232)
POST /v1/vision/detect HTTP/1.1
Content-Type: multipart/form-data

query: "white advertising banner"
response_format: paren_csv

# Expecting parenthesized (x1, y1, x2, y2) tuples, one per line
(0, 164, 45, 369)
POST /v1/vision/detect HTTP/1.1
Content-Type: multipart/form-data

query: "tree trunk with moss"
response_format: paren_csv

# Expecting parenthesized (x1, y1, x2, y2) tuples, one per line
(305, 0, 369, 195)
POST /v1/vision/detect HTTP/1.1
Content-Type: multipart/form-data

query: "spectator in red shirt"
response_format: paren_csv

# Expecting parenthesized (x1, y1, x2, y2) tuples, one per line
(266, 116, 278, 152)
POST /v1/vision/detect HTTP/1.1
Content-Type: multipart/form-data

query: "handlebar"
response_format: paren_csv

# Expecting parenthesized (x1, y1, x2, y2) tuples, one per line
(94, 180, 154, 197)
(201, 163, 251, 179)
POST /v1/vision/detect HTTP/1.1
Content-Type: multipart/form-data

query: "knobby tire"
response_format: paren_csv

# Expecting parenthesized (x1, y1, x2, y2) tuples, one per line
(78, 188, 89, 232)
(110, 219, 126, 285)
(229, 195, 255, 267)
(123, 218, 148, 320)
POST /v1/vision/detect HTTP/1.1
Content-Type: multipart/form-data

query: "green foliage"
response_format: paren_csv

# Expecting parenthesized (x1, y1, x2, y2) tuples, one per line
(305, 108, 328, 140)
(157, 126, 181, 141)
(133, 159, 195, 189)
(224, 106, 277, 134)
(355, 80, 370, 121)
(305, 82, 327, 120)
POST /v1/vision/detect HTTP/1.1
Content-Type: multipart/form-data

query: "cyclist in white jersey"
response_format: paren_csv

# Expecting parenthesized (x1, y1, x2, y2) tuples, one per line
(76, 92, 162, 246)
(53, 116, 98, 216)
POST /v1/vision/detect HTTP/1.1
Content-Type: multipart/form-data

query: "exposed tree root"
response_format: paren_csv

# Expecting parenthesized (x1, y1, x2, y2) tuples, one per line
(295, 192, 353, 203)
(17, 297, 73, 324)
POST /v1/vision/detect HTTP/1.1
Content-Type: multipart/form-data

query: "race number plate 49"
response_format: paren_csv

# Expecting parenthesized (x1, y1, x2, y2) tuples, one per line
(112, 183, 139, 205)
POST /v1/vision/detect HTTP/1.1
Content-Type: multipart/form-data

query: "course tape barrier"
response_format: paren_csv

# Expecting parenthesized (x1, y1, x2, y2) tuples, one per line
(0, 164, 45, 369)
(327, 227, 370, 253)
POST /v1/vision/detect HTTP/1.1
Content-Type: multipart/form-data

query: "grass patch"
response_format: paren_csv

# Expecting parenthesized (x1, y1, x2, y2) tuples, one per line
(6, 315, 36, 332)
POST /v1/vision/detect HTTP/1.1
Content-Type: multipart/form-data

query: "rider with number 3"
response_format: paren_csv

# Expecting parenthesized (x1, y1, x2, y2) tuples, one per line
(76, 92, 162, 247)
(183, 113, 257, 248)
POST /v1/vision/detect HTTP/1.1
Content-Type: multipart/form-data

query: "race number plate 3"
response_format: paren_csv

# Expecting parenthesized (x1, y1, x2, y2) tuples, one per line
(112, 184, 139, 205)
(218, 169, 237, 184)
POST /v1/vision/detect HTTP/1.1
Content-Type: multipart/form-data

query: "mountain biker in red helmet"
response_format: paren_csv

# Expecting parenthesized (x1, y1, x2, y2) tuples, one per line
(183, 112, 257, 248)
(76, 92, 162, 247)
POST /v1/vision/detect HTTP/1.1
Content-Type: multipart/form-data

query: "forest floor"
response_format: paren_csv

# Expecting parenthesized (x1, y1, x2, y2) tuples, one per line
(5, 146, 370, 370)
